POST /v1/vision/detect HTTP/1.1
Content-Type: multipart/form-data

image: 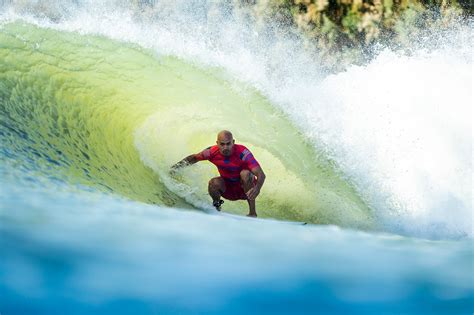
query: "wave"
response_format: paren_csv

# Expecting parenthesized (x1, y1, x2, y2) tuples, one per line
(0, 22, 374, 228)
(0, 1, 471, 239)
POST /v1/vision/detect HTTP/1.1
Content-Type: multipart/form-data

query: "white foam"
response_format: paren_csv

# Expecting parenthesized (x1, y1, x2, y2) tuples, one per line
(287, 49, 472, 239)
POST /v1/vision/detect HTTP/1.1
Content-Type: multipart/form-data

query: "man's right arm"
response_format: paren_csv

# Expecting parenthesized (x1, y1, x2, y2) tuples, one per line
(171, 147, 211, 173)
(171, 154, 200, 171)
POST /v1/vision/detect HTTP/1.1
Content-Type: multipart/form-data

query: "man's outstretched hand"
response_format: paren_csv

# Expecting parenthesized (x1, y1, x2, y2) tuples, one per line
(169, 166, 179, 177)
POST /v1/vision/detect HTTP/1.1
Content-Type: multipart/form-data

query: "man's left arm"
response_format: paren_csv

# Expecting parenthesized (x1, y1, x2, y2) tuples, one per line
(246, 166, 266, 200)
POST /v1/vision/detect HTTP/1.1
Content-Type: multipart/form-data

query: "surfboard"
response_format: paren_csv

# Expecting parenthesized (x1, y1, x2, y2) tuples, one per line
(216, 210, 307, 225)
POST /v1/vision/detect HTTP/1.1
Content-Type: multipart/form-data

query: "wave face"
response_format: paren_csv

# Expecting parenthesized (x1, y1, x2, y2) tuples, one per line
(0, 22, 189, 207)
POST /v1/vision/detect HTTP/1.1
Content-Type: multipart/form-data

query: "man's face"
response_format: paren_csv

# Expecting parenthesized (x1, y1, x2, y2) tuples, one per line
(217, 135, 234, 156)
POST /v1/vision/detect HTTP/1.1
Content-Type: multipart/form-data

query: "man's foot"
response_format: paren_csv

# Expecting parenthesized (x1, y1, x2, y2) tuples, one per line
(213, 199, 224, 211)
(247, 213, 257, 217)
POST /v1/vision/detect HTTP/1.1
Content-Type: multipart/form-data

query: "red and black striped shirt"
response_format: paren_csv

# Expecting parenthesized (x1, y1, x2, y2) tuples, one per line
(196, 144, 260, 182)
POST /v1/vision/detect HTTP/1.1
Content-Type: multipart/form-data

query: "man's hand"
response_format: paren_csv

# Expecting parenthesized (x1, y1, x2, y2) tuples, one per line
(246, 186, 260, 200)
(169, 167, 178, 177)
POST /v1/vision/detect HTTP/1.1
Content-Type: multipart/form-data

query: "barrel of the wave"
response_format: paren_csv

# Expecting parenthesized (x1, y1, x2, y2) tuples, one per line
(0, 22, 374, 228)
(134, 106, 375, 228)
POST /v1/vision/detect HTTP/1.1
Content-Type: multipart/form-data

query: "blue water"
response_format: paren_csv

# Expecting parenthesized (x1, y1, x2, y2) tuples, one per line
(1, 178, 472, 315)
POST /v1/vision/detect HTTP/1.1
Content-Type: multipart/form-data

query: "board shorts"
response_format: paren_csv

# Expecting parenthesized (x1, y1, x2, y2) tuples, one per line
(222, 180, 247, 201)
(221, 177, 256, 201)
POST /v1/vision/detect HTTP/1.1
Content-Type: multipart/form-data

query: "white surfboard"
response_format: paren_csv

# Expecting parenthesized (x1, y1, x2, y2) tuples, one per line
(216, 210, 307, 225)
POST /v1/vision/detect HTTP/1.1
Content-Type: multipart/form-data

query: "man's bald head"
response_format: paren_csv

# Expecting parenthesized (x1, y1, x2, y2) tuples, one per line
(216, 130, 235, 156)
(217, 130, 233, 141)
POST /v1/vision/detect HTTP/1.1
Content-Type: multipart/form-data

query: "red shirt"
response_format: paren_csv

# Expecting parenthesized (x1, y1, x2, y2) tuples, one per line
(195, 144, 260, 182)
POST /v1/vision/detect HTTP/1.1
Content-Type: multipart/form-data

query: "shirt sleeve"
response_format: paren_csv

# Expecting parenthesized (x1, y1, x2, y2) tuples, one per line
(195, 147, 212, 161)
(241, 148, 260, 170)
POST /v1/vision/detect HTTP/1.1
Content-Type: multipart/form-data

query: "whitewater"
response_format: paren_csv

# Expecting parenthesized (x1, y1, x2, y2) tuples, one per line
(0, 1, 472, 314)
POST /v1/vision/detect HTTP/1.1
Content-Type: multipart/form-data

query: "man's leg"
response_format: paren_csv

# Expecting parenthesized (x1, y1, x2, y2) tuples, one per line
(240, 170, 257, 217)
(208, 177, 225, 210)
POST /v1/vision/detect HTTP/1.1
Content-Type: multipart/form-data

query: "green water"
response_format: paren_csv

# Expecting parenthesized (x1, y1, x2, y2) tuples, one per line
(0, 22, 374, 228)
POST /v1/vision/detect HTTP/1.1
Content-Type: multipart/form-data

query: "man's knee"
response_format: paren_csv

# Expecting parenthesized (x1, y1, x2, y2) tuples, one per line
(209, 177, 224, 191)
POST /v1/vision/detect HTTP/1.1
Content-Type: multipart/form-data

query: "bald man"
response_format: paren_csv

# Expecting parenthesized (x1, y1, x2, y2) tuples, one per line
(171, 130, 265, 217)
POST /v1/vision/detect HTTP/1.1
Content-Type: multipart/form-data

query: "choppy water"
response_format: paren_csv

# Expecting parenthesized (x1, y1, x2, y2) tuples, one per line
(0, 1, 472, 314)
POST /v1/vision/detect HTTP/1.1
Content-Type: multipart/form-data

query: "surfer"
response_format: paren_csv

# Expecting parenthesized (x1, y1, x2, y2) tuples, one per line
(171, 130, 265, 217)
